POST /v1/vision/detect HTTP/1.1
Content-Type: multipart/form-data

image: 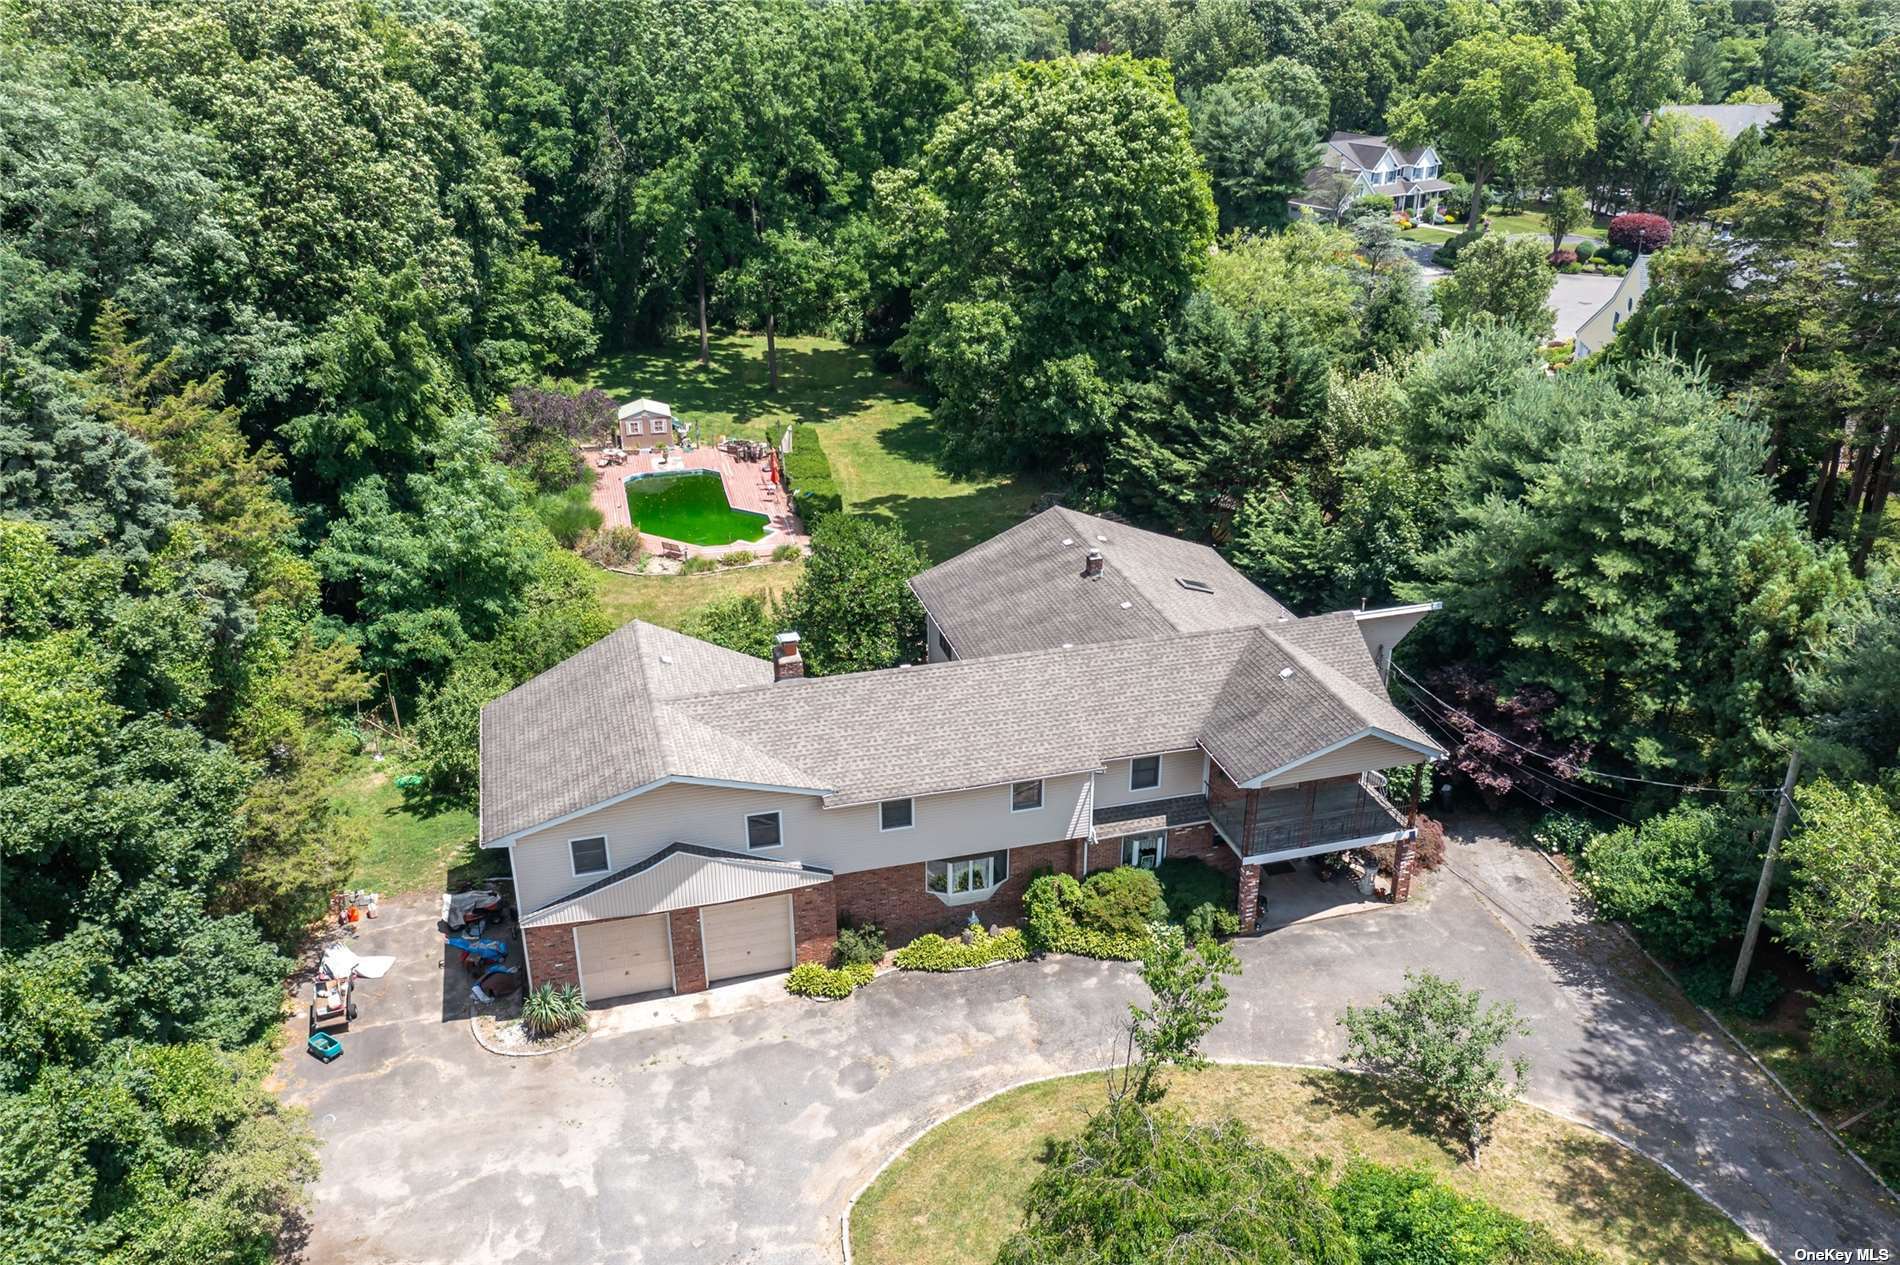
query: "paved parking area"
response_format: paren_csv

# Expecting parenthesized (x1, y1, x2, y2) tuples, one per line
(273, 828, 1900, 1263)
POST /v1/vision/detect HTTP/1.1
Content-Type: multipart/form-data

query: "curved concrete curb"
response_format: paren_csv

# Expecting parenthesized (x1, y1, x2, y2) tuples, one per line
(838, 1059, 1777, 1265)
(469, 1012, 591, 1058)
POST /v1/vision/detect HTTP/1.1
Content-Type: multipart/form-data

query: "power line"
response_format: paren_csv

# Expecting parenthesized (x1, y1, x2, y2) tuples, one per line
(1396, 687, 1640, 826)
(1389, 663, 1780, 798)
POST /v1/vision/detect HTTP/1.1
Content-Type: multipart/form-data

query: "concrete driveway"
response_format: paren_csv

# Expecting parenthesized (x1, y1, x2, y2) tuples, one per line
(274, 827, 1900, 1264)
(1549, 271, 1622, 341)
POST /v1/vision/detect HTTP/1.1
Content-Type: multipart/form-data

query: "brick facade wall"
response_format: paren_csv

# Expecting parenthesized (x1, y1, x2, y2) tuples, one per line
(833, 839, 1079, 945)
(669, 908, 707, 993)
(522, 924, 579, 991)
(1164, 823, 1237, 876)
(793, 883, 839, 966)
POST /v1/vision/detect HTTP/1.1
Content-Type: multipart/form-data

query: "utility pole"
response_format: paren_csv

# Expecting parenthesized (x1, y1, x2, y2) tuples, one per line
(1731, 749, 1801, 998)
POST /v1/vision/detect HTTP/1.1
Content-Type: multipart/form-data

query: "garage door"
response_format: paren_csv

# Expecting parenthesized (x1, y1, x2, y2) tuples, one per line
(701, 895, 793, 984)
(575, 914, 671, 1002)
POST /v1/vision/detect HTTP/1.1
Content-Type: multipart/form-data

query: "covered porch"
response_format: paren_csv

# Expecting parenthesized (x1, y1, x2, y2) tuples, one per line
(1209, 771, 1414, 865)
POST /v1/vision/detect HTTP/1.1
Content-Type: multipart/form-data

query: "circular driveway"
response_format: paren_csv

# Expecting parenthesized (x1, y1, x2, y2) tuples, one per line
(275, 830, 1899, 1263)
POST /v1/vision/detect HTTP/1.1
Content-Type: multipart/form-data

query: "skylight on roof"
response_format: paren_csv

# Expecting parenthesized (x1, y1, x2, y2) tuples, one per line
(1176, 578, 1214, 594)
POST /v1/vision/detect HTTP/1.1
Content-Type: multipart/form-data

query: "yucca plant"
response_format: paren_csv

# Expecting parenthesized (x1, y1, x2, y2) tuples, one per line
(521, 982, 587, 1039)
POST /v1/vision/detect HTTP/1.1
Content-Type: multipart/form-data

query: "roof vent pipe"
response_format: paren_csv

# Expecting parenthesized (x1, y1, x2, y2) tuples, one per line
(773, 631, 805, 681)
(1082, 549, 1104, 579)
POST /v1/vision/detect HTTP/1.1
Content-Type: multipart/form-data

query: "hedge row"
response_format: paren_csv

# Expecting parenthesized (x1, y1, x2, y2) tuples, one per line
(784, 423, 842, 529)
(893, 925, 1030, 971)
(785, 961, 875, 998)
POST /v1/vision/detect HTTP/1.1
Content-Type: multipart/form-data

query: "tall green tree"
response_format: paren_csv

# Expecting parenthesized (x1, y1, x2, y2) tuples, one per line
(903, 55, 1215, 483)
(1390, 32, 1599, 225)
(1192, 80, 1323, 233)
(1435, 234, 1557, 338)
(784, 515, 929, 675)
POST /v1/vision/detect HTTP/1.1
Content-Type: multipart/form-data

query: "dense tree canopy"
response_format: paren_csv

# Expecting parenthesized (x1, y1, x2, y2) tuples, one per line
(901, 54, 1215, 483)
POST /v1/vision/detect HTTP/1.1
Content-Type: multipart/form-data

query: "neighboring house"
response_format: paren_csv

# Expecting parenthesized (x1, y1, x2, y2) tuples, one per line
(479, 507, 1445, 1004)
(1292, 132, 1451, 219)
(617, 397, 677, 447)
(1642, 102, 1781, 143)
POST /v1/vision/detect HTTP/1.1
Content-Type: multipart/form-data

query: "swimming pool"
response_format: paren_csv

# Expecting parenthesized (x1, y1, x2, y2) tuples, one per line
(624, 469, 770, 547)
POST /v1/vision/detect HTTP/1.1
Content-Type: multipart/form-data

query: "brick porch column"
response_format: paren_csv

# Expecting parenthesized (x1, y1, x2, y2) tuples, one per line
(1391, 836, 1418, 903)
(1237, 863, 1262, 932)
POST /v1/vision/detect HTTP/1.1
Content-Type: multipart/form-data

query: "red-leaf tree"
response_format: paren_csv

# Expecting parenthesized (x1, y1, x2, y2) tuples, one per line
(1608, 212, 1673, 253)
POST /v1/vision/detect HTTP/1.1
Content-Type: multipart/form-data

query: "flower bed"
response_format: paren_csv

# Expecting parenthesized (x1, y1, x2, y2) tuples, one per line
(786, 961, 876, 998)
(893, 925, 1029, 971)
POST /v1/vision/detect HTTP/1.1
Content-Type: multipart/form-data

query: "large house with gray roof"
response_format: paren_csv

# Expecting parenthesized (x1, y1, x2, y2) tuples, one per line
(1293, 132, 1451, 219)
(480, 507, 1443, 1004)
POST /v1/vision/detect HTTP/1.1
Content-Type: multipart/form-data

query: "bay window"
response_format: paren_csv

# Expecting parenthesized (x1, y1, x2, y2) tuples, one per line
(925, 850, 1009, 900)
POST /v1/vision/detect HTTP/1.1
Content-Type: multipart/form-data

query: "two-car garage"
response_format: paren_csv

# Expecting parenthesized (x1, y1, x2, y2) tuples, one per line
(523, 844, 831, 1005)
(569, 895, 795, 1003)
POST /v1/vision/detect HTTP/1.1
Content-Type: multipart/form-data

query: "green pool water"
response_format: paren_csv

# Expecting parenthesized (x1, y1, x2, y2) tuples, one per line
(624, 469, 769, 546)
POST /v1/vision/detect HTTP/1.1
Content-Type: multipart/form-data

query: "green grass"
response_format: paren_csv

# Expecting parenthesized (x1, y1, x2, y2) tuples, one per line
(329, 756, 499, 895)
(1481, 206, 1611, 241)
(1397, 223, 1458, 244)
(596, 560, 803, 632)
(850, 1065, 1770, 1265)
(584, 334, 1044, 563)
(624, 469, 770, 546)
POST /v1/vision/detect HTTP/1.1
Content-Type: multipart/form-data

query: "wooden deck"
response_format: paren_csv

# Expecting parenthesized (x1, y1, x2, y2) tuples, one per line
(586, 443, 807, 561)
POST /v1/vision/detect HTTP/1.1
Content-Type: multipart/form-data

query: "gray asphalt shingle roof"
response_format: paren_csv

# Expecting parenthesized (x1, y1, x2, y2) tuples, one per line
(480, 515, 1439, 843)
(909, 507, 1293, 659)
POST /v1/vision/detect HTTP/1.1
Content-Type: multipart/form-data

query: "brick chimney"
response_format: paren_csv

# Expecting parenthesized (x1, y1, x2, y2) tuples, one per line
(772, 632, 804, 681)
(1082, 549, 1104, 579)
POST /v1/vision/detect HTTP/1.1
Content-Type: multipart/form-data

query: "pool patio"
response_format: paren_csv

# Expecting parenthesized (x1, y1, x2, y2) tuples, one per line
(586, 442, 807, 562)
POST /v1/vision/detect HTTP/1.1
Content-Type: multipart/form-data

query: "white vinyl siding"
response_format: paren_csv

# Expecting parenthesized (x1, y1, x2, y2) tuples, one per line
(1094, 750, 1203, 808)
(510, 775, 1093, 913)
(702, 896, 793, 982)
(1258, 734, 1432, 788)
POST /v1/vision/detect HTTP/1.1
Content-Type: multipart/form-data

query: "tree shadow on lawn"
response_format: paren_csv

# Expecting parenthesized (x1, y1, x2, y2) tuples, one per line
(856, 486, 1046, 564)
(1299, 1067, 1467, 1166)
(585, 337, 909, 429)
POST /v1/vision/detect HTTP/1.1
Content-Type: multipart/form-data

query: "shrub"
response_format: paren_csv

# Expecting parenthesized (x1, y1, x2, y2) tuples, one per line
(1607, 245, 1635, 266)
(521, 983, 587, 1039)
(1677, 958, 1785, 1020)
(533, 487, 603, 549)
(682, 593, 776, 657)
(1024, 872, 1155, 960)
(785, 961, 875, 998)
(1184, 902, 1240, 940)
(716, 549, 754, 567)
(772, 542, 803, 562)
(833, 922, 887, 967)
(1529, 811, 1595, 857)
(1607, 211, 1672, 253)
(1080, 866, 1168, 935)
(1548, 248, 1577, 267)
(893, 925, 1029, 971)
(1607, 262, 1628, 275)
(1430, 223, 1486, 267)
(1572, 240, 1597, 262)
(784, 423, 843, 529)
(1339, 972, 1531, 1163)
(679, 556, 718, 574)
(1155, 858, 1237, 927)
(578, 524, 642, 567)
(1578, 804, 1747, 961)
(1331, 1159, 1598, 1264)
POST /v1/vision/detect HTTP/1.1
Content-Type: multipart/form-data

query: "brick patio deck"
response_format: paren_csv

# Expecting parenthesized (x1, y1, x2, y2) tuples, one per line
(587, 444, 806, 561)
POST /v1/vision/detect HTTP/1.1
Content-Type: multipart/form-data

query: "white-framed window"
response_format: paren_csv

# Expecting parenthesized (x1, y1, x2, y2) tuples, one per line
(925, 850, 1009, 900)
(1010, 779, 1043, 812)
(1122, 831, 1166, 869)
(880, 798, 914, 831)
(1130, 755, 1162, 792)
(745, 811, 782, 850)
(652, 418, 669, 435)
(570, 835, 610, 876)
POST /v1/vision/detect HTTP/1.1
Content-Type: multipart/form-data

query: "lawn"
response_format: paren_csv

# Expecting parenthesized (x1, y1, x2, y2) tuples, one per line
(1397, 223, 1458, 244)
(596, 560, 802, 632)
(1482, 206, 1611, 242)
(584, 334, 1045, 564)
(329, 756, 499, 896)
(849, 1065, 1770, 1265)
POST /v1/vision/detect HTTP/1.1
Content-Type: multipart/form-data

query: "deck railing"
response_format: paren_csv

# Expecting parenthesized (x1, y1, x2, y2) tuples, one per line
(1211, 773, 1409, 858)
